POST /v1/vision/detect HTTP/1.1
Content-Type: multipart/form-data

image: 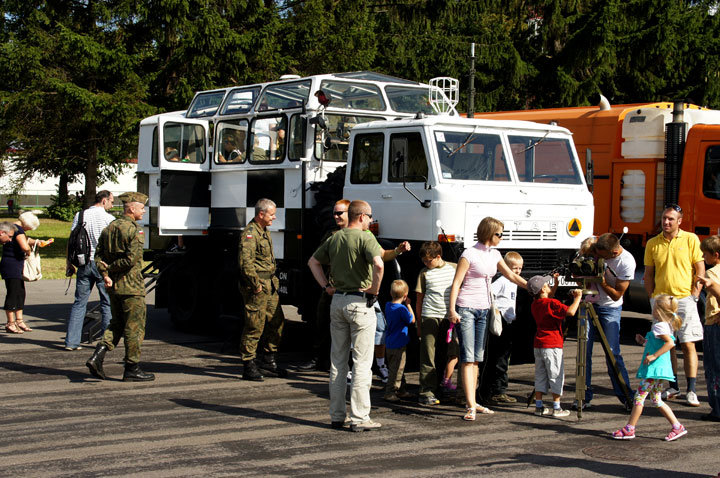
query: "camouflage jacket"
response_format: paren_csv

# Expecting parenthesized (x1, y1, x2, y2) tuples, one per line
(238, 218, 276, 290)
(95, 215, 145, 296)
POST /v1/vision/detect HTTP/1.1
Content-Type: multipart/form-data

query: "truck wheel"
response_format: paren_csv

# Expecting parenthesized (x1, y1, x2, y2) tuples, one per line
(168, 260, 209, 332)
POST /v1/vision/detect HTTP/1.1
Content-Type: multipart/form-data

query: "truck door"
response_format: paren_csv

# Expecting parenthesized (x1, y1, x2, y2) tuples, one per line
(157, 117, 211, 236)
(686, 138, 720, 237)
(345, 130, 432, 242)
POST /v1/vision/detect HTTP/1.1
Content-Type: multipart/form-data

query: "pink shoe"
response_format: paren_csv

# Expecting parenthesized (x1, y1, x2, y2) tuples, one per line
(611, 425, 635, 440)
(446, 323, 455, 343)
(441, 378, 456, 391)
(665, 425, 687, 441)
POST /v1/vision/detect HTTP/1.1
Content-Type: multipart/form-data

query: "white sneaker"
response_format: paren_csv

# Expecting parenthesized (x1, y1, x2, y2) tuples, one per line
(686, 391, 700, 407)
(661, 387, 680, 400)
(377, 364, 389, 384)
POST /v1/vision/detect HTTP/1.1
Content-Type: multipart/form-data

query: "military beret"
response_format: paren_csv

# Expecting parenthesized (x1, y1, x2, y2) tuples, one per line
(118, 192, 148, 205)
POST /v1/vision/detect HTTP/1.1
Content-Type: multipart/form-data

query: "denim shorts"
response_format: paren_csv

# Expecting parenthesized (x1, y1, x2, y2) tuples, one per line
(456, 306, 488, 363)
(374, 305, 386, 346)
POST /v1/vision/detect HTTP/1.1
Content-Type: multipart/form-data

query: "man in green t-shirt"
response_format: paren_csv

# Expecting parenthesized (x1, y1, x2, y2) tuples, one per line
(308, 200, 384, 432)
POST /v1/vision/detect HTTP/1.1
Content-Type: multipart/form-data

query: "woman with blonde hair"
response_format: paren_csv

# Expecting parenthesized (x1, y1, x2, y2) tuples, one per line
(448, 216, 527, 420)
(1, 211, 52, 333)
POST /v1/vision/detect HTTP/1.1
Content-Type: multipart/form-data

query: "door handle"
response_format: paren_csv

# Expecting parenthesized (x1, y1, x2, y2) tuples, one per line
(381, 194, 392, 199)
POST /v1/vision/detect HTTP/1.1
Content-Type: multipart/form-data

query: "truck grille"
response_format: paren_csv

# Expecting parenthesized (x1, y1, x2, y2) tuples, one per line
(474, 229, 559, 242)
(498, 248, 573, 275)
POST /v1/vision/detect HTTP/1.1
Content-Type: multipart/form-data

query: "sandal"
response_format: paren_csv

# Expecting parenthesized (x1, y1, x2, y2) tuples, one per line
(5, 322, 23, 334)
(476, 404, 495, 415)
(611, 425, 635, 440)
(463, 407, 476, 421)
(15, 320, 32, 332)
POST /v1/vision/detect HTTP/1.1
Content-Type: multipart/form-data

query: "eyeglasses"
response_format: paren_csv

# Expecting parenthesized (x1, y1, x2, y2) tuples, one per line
(333, 211, 346, 217)
(665, 204, 682, 214)
(364, 213, 373, 219)
(494, 232, 503, 238)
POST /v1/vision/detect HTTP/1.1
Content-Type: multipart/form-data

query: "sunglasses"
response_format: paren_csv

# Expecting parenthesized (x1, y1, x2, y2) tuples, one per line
(364, 213, 373, 219)
(665, 203, 682, 214)
(494, 232, 503, 238)
(333, 210, 346, 217)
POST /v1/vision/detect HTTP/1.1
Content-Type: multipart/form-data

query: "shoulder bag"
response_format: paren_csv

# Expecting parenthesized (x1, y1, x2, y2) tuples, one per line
(23, 242, 42, 282)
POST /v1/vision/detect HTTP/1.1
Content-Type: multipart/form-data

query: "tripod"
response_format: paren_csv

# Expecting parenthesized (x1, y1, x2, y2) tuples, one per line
(575, 280, 634, 419)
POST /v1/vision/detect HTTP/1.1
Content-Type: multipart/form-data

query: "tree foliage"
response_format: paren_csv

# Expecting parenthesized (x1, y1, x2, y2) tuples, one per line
(2, 0, 720, 202)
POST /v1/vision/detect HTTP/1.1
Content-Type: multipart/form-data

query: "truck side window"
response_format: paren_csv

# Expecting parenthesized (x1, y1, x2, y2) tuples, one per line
(314, 114, 382, 162)
(216, 120, 248, 164)
(163, 123, 205, 163)
(250, 116, 287, 163)
(288, 114, 304, 161)
(703, 145, 720, 200)
(350, 133, 384, 184)
(151, 126, 158, 167)
(388, 132, 428, 182)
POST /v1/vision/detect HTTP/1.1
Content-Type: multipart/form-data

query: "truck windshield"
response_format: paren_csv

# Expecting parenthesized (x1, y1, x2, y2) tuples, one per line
(386, 86, 437, 115)
(434, 130, 511, 181)
(508, 135, 582, 184)
(187, 91, 226, 118)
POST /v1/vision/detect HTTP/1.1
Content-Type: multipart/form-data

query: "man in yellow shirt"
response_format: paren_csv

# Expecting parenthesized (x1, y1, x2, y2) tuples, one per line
(643, 205, 704, 406)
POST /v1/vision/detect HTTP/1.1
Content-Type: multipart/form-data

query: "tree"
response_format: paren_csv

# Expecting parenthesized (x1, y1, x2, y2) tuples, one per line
(0, 1, 155, 207)
(121, 0, 288, 111)
(280, 0, 377, 75)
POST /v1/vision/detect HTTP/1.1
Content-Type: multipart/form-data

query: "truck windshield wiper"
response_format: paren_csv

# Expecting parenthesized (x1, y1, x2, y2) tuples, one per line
(447, 126, 480, 158)
(520, 131, 550, 153)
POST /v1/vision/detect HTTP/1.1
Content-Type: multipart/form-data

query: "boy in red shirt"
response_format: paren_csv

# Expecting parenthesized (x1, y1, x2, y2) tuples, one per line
(528, 275, 582, 418)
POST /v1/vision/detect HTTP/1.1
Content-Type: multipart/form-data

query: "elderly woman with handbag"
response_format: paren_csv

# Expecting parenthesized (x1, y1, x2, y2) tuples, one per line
(448, 216, 527, 421)
(1, 212, 52, 334)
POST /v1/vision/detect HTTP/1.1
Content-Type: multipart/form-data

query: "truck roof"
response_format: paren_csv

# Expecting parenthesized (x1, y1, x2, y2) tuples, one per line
(349, 115, 573, 135)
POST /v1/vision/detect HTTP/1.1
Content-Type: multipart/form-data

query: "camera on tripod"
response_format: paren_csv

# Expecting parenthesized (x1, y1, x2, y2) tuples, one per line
(552, 255, 606, 284)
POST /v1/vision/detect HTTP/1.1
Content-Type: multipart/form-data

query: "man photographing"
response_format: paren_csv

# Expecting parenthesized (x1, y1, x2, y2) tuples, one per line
(578, 233, 635, 410)
(643, 204, 704, 406)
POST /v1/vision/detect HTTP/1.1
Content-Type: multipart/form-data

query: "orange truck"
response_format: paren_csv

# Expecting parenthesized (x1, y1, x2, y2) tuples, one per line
(477, 100, 720, 311)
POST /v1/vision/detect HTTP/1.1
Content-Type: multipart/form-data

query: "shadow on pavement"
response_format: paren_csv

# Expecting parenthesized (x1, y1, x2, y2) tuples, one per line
(169, 398, 329, 430)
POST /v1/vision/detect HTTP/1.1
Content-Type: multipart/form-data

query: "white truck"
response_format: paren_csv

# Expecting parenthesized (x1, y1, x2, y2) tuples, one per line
(135, 72, 593, 332)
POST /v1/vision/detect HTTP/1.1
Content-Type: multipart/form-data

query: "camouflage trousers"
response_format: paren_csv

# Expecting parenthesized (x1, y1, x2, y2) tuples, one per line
(240, 278, 284, 361)
(101, 294, 147, 365)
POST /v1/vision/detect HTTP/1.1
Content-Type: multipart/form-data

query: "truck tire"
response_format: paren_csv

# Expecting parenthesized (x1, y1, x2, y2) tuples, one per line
(168, 258, 211, 332)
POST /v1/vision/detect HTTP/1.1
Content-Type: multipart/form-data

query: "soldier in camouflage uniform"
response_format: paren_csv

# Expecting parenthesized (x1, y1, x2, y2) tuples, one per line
(238, 198, 286, 381)
(86, 192, 154, 382)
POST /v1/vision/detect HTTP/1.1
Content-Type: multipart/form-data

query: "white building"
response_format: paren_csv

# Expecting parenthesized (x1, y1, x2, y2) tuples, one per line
(1, 162, 138, 208)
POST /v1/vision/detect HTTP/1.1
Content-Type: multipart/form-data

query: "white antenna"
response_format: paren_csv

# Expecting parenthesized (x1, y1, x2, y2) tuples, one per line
(429, 77, 459, 115)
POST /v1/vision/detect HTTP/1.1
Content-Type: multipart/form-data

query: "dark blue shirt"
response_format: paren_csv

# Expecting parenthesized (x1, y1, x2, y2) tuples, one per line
(384, 302, 413, 349)
(0, 224, 26, 280)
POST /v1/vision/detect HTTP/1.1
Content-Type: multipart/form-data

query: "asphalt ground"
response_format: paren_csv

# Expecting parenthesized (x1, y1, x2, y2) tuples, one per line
(1, 279, 719, 478)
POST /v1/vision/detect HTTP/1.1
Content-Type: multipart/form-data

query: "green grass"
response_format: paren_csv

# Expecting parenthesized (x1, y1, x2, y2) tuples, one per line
(26, 218, 74, 280)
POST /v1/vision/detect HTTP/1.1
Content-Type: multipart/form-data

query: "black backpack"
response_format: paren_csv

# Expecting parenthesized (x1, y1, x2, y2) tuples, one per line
(68, 209, 91, 268)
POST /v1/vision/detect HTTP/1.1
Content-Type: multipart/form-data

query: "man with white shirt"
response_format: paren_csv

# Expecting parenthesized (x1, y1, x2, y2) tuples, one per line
(580, 233, 635, 410)
(64, 191, 115, 350)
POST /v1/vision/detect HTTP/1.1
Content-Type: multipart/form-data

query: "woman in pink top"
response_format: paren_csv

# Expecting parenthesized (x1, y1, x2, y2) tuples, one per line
(448, 217, 527, 420)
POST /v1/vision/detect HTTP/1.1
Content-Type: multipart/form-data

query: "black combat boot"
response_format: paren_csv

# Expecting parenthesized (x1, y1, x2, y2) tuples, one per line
(258, 353, 288, 378)
(242, 359, 264, 381)
(86, 343, 109, 380)
(123, 363, 156, 382)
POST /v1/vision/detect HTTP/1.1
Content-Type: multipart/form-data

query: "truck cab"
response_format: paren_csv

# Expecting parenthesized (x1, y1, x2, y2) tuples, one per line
(345, 115, 594, 276)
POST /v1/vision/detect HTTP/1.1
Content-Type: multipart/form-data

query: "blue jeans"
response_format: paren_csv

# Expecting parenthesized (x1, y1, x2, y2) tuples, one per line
(65, 262, 112, 348)
(456, 306, 488, 363)
(703, 324, 720, 417)
(585, 305, 632, 404)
